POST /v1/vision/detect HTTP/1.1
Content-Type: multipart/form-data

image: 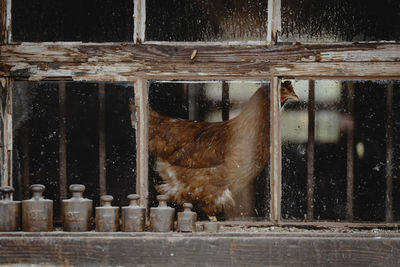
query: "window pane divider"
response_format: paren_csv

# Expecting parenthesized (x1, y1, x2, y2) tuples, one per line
(134, 78, 149, 210)
(270, 76, 281, 224)
(133, 0, 146, 44)
(0, 77, 13, 188)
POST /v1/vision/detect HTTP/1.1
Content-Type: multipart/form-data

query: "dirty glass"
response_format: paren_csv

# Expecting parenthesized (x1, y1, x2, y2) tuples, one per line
(282, 80, 400, 222)
(149, 81, 270, 221)
(12, 81, 136, 220)
(281, 0, 400, 42)
(146, 0, 269, 42)
(12, 0, 133, 42)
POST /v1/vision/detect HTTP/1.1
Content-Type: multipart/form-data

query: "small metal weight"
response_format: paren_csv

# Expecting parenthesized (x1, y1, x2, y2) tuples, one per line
(121, 194, 145, 232)
(0, 186, 21, 231)
(22, 184, 53, 232)
(95, 195, 119, 232)
(177, 203, 197, 232)
(150, 195, 175, 232)
(62, 184, 93, 232)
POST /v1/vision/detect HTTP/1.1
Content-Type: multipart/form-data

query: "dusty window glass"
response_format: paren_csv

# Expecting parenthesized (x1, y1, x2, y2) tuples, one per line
(12, 81, 136, 219)
(280, 0, 400, 42)
(282, 80, 400, 222)
(148, 81, 270, 220)
(12, 0, 134, 42)
(146, 0, 269, 42)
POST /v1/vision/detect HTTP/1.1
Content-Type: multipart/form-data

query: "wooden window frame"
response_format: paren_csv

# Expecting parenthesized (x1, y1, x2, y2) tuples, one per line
(1, 0, 399, 227)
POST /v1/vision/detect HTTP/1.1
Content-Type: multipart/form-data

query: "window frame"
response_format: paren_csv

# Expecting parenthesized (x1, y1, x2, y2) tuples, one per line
(1, 0, 399, 226)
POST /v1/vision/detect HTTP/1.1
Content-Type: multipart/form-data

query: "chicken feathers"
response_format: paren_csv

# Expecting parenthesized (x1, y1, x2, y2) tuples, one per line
(149, 81, 298, 215)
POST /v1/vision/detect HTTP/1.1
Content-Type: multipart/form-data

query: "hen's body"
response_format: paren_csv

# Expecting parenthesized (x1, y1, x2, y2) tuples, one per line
(149, 82, 297, 215)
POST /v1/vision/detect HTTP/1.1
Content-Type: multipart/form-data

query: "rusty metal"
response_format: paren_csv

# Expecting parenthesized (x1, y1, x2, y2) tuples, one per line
(61, 184, 93, 232)
(0, 186, 21, 231)
(177, 203, 197, 232)
(121, 194, 145, 232)
(150, 195, 175, 232)
(22, 184, 53, 232)
(95, 195, 119, 232)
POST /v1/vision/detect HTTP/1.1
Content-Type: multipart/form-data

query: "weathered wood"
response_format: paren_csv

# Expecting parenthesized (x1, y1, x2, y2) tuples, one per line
(0, 77, 12, 187)
(0, 0, 11, 44)
(306, 80, 315, 221)
(270, 77, 281, 223)
(346, 82, 354, 221)
(267, 0, 281, 44)
(0, 232, 399, 266)
(58, 82, 67, 200)
(134, 79, 149, 209)
(133, 0, 145, 43)
(98, 82, 106, 196)
(0, 43, 399, 80)
(385, 82, 393, 222)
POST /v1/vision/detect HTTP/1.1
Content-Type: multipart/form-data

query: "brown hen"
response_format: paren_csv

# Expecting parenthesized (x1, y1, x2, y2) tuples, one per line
(148, 81, 298, 215)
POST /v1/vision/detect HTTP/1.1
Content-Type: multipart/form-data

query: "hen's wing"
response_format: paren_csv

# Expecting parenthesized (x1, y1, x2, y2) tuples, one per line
(149, 109, 229, 168)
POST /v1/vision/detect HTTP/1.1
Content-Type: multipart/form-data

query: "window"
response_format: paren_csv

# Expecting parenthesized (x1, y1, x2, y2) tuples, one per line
(1, 0, 399, 228)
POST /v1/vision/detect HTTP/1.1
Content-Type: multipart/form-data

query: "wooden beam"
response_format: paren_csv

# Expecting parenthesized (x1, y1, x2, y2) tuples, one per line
(134, 79, 149, 209)
(0, 232, 399, 266)
(0, 0, 11, 44)
(306, 80, 315, 221)
(346, 82, 354, 222)
(0, 43, 399, 80)
(270, 77, 281, 224)
(0, 77, 12, 186)
(98, 82, 106, 196)
(385, 82, 393, 222)
(58, 82, 67, 200)
(133, 0, 146, 43)
(267, 0, 281, 44)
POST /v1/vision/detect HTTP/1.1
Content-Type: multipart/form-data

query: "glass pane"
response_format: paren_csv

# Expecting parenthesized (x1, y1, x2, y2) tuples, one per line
(12, 0, 134, 42)
(149, 81, 270, 221)
(12, 81, 136, 221)
(282, 79, 400, 222)
(281, 0, 400, 42)
(146, 0, 269, 42)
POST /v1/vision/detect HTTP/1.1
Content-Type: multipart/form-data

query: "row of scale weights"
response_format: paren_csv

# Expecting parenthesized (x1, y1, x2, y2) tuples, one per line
(0, 184, 197, 233)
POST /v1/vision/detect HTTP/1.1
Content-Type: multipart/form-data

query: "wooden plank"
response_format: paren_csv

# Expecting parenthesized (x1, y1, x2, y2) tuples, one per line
(134, 79, 149, 209)
(133, 0, 146, 43)
(385, 82, 393, 222)
(346, 82, 354, 221)
(306, 80, 315, 221)
(0, 78, 12, 187)
(0, 43, 399, 80)
(98, 82, 106, 196)
(0, 232, 399, 266)
(58, 81, 67, 200)
(270, 77, 281, 223)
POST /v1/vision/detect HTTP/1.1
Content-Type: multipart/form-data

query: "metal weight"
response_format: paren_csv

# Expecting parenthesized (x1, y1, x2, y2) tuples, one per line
(150, 195, 175, 232)
(62, 184, 93, 232)
(95, 195, 119, 232)
(121, 194, 145, 232)
(0, 186, 21, 231)
(22, 184, 53, 232)
(177, 203, 197, 232)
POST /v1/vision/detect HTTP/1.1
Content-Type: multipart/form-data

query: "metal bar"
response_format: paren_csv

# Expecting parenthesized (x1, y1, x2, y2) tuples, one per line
(346, 81, 355, 221)
(222, 81, 230, 121)
(133, 0, 146, 43)
(306, 80, 315, 221)
(134, 79, 149, 209)
(385, 82, 393, 222)
(21, 119, 30, 198)
(58, 82, 67, 200)
(98, 82, 106, 196)
(270, 77, 281, 224)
